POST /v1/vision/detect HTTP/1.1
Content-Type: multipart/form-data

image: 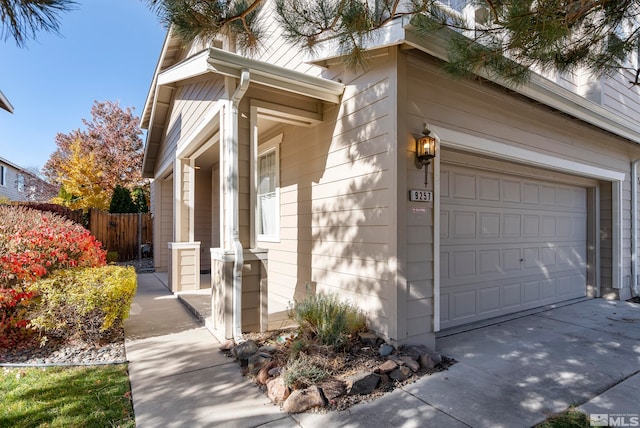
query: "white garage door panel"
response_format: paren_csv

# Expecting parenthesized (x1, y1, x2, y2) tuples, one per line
(440, 164, 587, 329)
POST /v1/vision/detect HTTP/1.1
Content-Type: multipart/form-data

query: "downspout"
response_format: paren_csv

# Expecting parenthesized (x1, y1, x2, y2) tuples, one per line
(230, 69, 250, 340)
(632, 161, 637, 296)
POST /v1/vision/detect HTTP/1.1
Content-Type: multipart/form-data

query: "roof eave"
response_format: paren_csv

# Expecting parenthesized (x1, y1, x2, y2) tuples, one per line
(0, 90, 14, 114)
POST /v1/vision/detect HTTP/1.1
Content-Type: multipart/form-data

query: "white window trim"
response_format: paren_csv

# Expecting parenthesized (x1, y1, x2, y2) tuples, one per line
(256, 134, 282, 242)
(0, 165, 6, 187)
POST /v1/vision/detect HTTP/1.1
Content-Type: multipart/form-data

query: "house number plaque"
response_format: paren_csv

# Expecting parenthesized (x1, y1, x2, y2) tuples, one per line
(409, 189, 433, 202)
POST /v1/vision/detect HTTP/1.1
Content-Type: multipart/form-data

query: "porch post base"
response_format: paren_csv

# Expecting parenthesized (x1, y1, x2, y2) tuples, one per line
(209, 248, 268, 342)
(168, 242, 201, 292)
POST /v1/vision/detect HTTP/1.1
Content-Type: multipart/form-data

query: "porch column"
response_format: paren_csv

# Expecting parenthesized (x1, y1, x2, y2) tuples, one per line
(168, 157, 201, 291)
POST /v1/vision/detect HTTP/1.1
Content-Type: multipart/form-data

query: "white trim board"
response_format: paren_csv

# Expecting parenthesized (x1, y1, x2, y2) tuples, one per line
(429, 125, 626, 182)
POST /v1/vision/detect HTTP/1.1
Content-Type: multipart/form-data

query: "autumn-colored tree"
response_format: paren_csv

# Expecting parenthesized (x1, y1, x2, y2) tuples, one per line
(19, 167, 59, 202)
(43, 100, 145, 202)
(51, 139, 110, 211)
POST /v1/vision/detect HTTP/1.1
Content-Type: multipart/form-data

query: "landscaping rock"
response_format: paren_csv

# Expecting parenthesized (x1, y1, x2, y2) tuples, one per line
(233, 340, 258, 360)
(248, 352, 272, 374)
(220, 339, 235, 351)
(429, 352, 442, 366)
(318, 379, 346, 400)
(400, 356, 420, 373)
(267, 377, 290, 403)
(282, 386, 326, 413)
(358, 332, 378, 347)
(378, 343, 394, 356)
(419, 353, 435, 370)
(346, 372, 380, 395)
(258, 344, 277, 353)
(268, 367, 283, 377)
(256, 362, 276, 385)
(376, 359, 398, 374)
(389, 366, 412, 382)
(401, 346, 421, 360)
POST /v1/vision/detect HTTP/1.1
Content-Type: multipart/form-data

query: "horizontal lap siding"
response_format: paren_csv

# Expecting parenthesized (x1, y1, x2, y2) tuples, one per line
(0, 165, 23, 201)
(601, 71, 640, 125)
(259, 57, 396, 335)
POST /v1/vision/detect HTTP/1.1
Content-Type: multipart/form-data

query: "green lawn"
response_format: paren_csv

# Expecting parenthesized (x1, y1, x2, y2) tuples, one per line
(536, 409, 592, 428)
(0, 365, 135, 428)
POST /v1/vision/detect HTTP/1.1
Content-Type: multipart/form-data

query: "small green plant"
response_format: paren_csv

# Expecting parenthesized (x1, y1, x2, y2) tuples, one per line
(295, 292, 367, 350)
(28, 265, 137, 341)
(281, 352, 330, 389)
(107, 251, 119, 263)
(288, 337, 308, 360)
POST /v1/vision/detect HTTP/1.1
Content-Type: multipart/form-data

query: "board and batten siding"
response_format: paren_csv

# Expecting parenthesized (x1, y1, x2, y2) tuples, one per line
(403, 49, 638, 329)
(257, 53, 399, 339)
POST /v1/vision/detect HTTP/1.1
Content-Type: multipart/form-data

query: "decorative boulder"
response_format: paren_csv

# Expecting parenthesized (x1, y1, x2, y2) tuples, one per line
(282, 386, 326, 413)
(233, 340, 258, 360)
(399, 356, 420, 373)
(346, 372, 380, 395)
(248, 352, 272, 374)
(389, 366, 412, 382)
(267, 377, 290, 403)
(379, 343, 394, 356)
(376, 359, 398, 374)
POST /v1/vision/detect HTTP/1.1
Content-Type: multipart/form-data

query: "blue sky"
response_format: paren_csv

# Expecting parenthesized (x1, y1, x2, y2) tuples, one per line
(0, 0, 167, 170)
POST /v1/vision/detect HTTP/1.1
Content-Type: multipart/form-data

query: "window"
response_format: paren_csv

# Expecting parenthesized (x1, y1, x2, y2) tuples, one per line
(17, 174, 24, 192)
(257, 135, 281, 241)
(0, 165, 5, 186)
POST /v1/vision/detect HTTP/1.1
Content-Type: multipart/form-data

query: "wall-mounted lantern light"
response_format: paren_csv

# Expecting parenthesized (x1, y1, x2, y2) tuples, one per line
(415, 124, 437, 187)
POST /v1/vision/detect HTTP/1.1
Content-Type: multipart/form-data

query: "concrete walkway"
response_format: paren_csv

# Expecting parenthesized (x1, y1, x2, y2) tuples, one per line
(125, 273, 640, 427)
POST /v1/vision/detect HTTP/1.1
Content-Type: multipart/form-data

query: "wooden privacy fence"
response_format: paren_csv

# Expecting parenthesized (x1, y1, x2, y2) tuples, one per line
(89, 209, 153, 262)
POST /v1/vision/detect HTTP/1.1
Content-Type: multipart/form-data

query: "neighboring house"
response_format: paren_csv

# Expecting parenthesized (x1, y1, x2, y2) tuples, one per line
(0, 90, 14, 113)
(141, 8, 640, 349)
(0, 157, 56, 202)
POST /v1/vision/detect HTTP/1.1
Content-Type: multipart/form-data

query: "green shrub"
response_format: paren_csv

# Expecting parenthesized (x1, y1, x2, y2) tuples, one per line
(281, 352, 329, 389)
(107, 251, 119, 263)
(109, 185, 136, 213)
(295, 292, 367, 350)
(28, 266, 137, 341)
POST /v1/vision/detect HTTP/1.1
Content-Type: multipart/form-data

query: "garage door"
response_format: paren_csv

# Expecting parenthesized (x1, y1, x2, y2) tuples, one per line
(440, 163, 588, 329)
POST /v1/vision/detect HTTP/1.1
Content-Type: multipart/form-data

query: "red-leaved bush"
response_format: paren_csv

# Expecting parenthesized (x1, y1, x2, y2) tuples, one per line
(0, 206, 106, 287)
(0, 205, 106, 343)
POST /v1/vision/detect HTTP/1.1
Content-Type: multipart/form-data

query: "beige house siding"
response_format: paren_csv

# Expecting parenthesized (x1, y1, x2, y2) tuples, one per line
(244, 1, 320, 76)
(601, 71, 640, 125)
(150, 177, 174, 272)
(157, 80, 226, 174)
(257, 52, 399, 340)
